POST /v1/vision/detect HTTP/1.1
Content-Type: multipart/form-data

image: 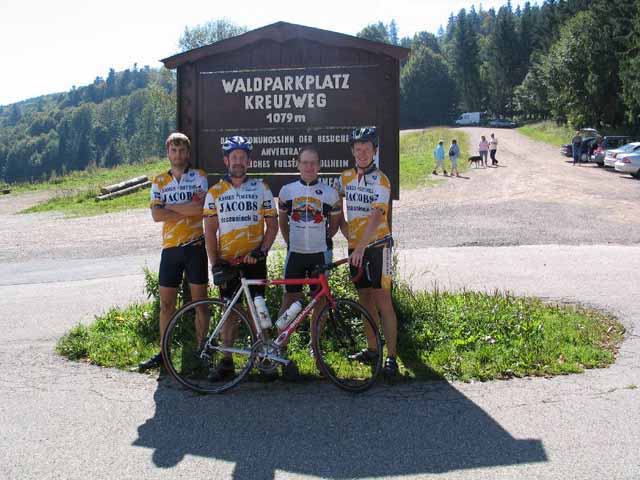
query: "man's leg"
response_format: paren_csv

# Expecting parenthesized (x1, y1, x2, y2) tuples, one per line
(159, 287, 178, 341)
(356, 288, 381, 350)
(189, 283, 209, 347)
(371, 288, 398, 358)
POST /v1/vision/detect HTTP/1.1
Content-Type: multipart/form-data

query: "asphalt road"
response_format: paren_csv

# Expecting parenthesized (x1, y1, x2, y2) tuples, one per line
(1, 128, 639, 479)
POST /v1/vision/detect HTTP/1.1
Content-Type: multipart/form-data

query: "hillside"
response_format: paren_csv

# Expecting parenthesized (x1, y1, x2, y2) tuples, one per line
(0, 66, 175, 184)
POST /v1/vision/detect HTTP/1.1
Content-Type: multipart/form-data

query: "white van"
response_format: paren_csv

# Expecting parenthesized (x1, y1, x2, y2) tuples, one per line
(454, 112, 482, 126)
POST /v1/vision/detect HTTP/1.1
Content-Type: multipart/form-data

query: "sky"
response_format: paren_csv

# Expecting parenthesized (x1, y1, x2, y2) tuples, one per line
(0, 0, 528, 106)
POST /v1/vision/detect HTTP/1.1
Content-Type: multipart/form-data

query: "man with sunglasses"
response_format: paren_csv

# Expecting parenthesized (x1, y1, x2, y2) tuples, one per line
(338, 127, 399, 377)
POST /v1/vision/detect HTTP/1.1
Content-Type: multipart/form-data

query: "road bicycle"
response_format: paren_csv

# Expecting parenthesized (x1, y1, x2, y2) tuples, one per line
(161, 236, 392, 394)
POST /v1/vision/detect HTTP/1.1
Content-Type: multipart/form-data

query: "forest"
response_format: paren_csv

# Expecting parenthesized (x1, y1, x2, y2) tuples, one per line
(1, 0, 639, 183)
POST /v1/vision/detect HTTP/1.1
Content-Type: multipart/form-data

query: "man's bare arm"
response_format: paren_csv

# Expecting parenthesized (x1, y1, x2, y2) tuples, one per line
(278, 209, 290, 245)
(262, 216, 279, 251)
(151, 206, 184, 223)
(204, 216, 220, 265)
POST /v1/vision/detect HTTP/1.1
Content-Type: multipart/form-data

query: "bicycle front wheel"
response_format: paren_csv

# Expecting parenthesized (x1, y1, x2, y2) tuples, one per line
(313, 298, 383, 392)
(162, 298, 257, 394)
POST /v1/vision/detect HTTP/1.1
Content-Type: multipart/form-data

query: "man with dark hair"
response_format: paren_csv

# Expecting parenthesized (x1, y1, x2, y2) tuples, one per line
(140, 132, 209, 372)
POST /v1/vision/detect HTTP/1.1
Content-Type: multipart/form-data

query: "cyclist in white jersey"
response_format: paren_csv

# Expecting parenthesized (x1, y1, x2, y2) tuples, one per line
(277, 146, 341, 377)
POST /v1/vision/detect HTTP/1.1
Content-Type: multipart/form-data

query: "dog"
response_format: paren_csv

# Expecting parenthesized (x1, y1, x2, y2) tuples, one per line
(468, 155, 483, 168)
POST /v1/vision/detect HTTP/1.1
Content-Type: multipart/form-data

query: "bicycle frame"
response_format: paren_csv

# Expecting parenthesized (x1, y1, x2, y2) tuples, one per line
(205, 266, 339, 364)
(205, 234, 392, 363)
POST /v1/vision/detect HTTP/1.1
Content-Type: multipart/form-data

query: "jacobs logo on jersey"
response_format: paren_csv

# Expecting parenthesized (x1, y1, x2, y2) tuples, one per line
(346, 191, 378, 203)
(218, 200, 259, 213)
(165, 191, 196, 203)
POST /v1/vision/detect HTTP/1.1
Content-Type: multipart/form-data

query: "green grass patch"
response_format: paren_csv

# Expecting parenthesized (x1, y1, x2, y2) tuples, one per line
(400, 129, 469, 189)
(57, 255, 624, 383)
(11, 158, 166, 193)
(22, 187, 151, 217)
(17, 158, 166, 216)
(517, 121, 575, 147)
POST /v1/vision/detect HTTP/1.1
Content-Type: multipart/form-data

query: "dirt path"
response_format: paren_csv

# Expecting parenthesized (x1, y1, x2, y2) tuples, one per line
(394, 127, 640, 248)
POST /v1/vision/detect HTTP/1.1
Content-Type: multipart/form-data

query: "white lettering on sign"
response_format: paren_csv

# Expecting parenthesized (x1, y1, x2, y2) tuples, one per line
(220, 73, 351, 122)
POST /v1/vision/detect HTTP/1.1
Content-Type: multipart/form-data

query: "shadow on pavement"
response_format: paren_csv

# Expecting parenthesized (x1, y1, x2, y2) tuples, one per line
(133, 375, 546, 479)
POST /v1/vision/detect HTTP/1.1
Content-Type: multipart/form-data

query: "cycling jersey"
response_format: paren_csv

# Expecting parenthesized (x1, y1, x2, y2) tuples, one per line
(278, 179, 341, 254)
(203, 175, 276, 260)
(150, 168, 209, 249)
(339, 166, 391, 249)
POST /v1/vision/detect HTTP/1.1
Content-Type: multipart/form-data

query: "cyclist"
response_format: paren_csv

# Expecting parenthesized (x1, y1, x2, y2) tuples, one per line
(203, 135, 279, 380)
(139, 132, 209, 372)
(338, 127, 399, 377)
(277, 145, 341, 376)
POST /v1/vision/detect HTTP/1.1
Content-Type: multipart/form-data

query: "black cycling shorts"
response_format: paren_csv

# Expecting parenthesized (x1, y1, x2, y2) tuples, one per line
(159, 242, 208, 288)
(283, 251, 332, 293)
(348, 245, 392, 290)
(218, 258, 267, 299)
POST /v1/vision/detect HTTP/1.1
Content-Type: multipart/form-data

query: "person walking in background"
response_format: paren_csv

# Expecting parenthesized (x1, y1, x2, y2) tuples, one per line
(479, 135, 490, 168)
(448, 139, 460, 177)
(489, 133, 498, 166)
(571, 130, 582, 166)
(432, 139, 448, 176)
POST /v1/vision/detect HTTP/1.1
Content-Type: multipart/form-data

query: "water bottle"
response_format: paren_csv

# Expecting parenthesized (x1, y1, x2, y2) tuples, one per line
(276, 300, 303, 330)
(253, 296, 272, 329)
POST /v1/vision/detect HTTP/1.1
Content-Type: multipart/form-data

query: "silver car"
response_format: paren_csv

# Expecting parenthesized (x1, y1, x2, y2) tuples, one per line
(603, 142, 640, 167)
(614, 153, 640, 178)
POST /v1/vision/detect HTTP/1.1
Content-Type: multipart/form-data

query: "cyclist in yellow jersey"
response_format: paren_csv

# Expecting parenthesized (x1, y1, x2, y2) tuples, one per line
(338, 127, 399, 377)
(139, 133, 209, 372)
(203, 135, 279, 380)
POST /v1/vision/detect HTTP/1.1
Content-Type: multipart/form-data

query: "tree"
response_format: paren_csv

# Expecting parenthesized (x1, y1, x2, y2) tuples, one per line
(621, 0, 640, 126)
(451, 9, 482, 111)
(545, 10, 624, 127)
(389, 19, 399, 45)
(178, 18, 248, 51)
(357, 22, 390, 43)
(513, 53, 551, 119)
(482, 4, 522, 115)
(412, 31, 441, 54)
(105, 68, 117, 98)
(400, 46, 457, 127)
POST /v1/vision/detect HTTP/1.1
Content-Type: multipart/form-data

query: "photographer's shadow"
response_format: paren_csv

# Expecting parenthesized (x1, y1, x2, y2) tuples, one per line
(134, 371, 546, 479)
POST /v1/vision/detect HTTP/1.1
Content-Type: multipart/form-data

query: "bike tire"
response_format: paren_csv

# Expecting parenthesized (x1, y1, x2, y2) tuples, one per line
(162, 298, 257, 394)
(312, 298, 383, 392)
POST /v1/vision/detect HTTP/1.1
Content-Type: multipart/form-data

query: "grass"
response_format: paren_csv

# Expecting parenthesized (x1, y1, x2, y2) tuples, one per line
(57, 254, 624, 383)
(517, 121, 576, 147)
(400, 129, 470, 189)
(17, 158, 166, 216)
(22, 187, 151, 216)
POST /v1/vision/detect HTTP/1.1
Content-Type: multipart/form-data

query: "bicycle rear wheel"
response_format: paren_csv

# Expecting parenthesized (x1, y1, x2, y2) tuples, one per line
(162, 298, 257, 394)
(313, 298, 383, 392)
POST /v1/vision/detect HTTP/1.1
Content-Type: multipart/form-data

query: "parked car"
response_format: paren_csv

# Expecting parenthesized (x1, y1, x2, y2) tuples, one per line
(603, 142, 640, 167)
(488, 118, 517, 128)
(614, 153, 640, 178)
(592, 136, 631, 166)
(560, 128, 600, 160)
